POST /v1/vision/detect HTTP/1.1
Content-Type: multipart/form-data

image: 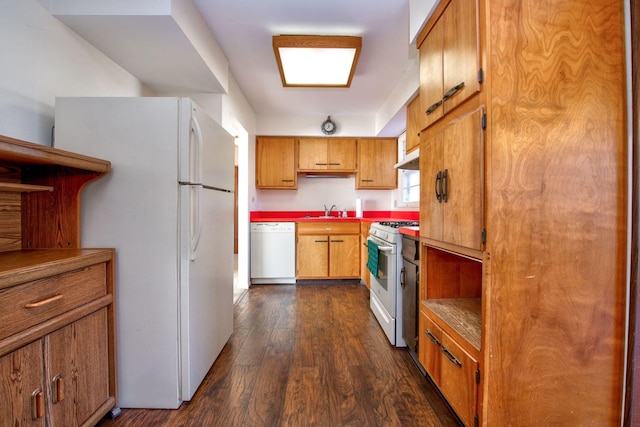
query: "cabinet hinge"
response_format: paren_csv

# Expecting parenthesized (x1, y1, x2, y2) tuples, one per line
(481, 113, 487, 130)
(478, 68, 484, 84)
(476, 368, 481, 384)
(481, 228, 486, 244)
(474, 414, 479, 427)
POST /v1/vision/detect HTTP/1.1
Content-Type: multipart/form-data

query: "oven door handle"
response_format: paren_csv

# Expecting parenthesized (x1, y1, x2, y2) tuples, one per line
(367, 237, 395, 253)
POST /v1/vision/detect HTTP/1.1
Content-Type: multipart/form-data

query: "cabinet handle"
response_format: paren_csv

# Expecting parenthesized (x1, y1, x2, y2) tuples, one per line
(331, 239, 344, 243)
(328, 163, 341, 166)
(281, 179, 294, 182)
(425, 329, 441, 346)
(425, 99, 443, 115)
(51, 375, 64, 404)
(400, 267, 406, 288)
(441, 345, 462, 367)
(443, 82, 465, 101)
(361, 179, 374, 182)
(315, 163, 328, 166)
(31, 389, 45, 420)
(25, 293, 63, 308)
(435, 171, 443, 202)
(442, 169, 448, 203)
(315, 240, 328, 243)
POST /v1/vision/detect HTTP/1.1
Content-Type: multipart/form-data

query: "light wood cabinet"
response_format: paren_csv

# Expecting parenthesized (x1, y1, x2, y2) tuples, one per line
(298, 138, 356, 172)
(256, 136, 297, 189)
(405, 96, 422, 154)
(356, 138, 398, 189)
(359, 222, 371, 289)
(296, 222, 360, 279)
(419, 0, 480, 131)
(0, 135, 117, 426)
(416, 0, 628, 424)
(420, 107, 483, 253)
(419, 304, 480, 427)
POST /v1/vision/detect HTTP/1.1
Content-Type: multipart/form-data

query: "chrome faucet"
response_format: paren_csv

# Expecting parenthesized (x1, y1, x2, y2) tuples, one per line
(324, 204, 336, 217)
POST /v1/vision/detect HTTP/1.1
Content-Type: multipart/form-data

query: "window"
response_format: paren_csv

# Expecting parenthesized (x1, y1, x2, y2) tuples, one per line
(399, 169, 420, 207)
(396, 132, 420, 208)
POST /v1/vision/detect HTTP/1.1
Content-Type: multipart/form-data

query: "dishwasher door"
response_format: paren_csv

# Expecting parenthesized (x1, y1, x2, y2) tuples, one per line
(250, 222, 296, 284)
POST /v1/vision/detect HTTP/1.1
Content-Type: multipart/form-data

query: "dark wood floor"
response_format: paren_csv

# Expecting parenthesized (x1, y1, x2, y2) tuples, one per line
(98, 283, 461, 426)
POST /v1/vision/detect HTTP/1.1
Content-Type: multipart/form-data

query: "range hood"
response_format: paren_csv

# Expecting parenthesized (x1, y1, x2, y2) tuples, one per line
(394, 148, 419, 170)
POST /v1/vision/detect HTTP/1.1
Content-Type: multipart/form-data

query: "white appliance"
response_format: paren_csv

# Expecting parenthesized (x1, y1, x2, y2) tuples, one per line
(250, 222, 296, 284)
(367, 221, 419, 347)
(54, 97, 235, 409)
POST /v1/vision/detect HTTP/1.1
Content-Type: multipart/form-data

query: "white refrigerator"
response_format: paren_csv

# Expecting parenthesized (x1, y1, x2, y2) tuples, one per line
(54, 97, 235, 409)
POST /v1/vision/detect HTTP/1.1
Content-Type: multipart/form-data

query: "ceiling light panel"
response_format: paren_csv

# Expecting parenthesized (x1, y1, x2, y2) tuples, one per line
(273, 35, 361, 88)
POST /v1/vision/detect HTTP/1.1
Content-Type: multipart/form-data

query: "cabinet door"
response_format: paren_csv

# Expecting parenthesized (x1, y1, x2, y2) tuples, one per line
(419, 311, 442, 386)
(442, 108, 483, 250)
(406, 96, 422, 154)
(47, 309, 110, 426)
(419, 16, 444, 129)
(298, 138, 327, 170)
(256, 137, 297, 188)
(356, 139, 398, 189)
(442, 0, 480, 114)
(0, 340, 46, 426)
(420, 133, 444, 240)
(360, 223, 371, 289)
(327, 139, 357, 171)
(439, 333, 478, 427)
(329, 234, 360, 278)
(296, 235, 328, 278)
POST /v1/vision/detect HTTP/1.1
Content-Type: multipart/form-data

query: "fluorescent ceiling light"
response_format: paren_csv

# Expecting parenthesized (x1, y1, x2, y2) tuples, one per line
(273, 35, 361, 87)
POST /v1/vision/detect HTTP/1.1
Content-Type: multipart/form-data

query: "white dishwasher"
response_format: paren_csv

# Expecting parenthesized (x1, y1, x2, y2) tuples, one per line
(250, 222, 296, 284)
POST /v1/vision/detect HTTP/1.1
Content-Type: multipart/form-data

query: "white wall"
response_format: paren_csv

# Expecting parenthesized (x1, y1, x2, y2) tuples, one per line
(1, 0, 150, 146)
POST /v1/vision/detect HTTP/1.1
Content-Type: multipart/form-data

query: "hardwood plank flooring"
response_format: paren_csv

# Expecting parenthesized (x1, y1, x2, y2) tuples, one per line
(98, 284, 461, 427)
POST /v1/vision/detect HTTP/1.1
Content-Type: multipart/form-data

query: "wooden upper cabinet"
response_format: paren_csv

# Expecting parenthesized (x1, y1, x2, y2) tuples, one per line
(406, 96, 422, 154)
(356, 138, 398, 189)
(419, 0, 480, 130)
(419, 15, 445, 130)
(255, 136, 297, 189)
(420, 108, 484, 252)
(298, 138, 356, 172)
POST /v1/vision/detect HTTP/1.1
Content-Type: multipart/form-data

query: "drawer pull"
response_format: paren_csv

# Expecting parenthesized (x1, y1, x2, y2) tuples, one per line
(52, 374, 64, 403)
(25, 294, 63, 308)
(425, 329, 441, 346)
(441, 345, 462, 367)
(31, 388, 45, 420)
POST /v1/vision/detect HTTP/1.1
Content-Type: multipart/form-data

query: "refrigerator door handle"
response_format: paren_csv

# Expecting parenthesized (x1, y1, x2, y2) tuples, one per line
(190, 185, 203, 261)
(190, 115, 203, 185)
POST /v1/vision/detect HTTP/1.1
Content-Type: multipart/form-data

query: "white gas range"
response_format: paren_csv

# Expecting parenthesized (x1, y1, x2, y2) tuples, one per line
(367, 220, 419, 347)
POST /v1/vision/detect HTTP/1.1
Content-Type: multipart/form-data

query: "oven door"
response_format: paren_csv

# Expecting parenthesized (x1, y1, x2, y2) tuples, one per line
(368, 235, 398, 344)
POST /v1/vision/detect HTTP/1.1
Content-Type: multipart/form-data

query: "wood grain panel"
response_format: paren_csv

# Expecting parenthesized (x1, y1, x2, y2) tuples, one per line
(485, 0, 627, 424)
(420, 16, 445, 129)
(0, 192, 21, 252)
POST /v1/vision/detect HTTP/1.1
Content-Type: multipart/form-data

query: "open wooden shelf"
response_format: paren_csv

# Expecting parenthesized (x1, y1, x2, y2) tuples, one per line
(0, 183, 53, 193)
(422, 298, 481, 354)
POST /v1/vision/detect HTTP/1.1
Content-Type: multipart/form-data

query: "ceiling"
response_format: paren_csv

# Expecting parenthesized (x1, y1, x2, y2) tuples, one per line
(194, 0, 417, 121)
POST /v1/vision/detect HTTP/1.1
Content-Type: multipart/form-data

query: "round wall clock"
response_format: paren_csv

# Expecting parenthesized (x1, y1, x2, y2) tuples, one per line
(321, 116, 336, 135)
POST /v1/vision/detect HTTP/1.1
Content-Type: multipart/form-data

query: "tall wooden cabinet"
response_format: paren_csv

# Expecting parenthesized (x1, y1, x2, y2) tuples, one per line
(0, 135, 117, 427)
(417, 0, 628, 425)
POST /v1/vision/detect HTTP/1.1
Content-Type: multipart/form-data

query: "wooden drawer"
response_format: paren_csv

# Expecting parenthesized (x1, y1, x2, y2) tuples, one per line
(0, 263, 106, 340)
(297, 221, 360, 235)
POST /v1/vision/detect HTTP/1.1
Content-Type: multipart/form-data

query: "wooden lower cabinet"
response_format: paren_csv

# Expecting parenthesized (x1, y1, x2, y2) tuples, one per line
(296, 222, 360, 279)
(419, 309, 479, 427)
(0, 250, 116, 427)
(359, 222, 371, 288)
(48, 309, 110, 426)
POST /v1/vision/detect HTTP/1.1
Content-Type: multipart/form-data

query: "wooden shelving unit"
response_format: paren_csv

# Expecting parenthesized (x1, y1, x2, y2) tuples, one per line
(0, 134, 118, 426)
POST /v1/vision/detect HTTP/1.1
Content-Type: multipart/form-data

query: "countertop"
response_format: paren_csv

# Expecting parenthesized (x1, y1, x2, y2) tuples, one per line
(250, 211, 420, 237)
